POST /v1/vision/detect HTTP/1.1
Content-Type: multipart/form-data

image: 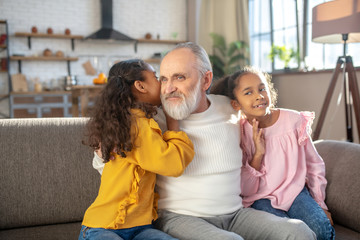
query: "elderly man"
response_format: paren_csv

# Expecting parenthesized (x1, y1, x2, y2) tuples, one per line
(93, 42, 316, 240)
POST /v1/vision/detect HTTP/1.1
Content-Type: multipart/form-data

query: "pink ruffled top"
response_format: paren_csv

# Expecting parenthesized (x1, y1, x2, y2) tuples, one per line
(240, 108, 328, 211)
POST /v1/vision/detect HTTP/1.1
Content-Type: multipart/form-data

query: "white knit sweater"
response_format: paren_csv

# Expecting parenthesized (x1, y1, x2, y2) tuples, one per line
(156, 94, 243, 217)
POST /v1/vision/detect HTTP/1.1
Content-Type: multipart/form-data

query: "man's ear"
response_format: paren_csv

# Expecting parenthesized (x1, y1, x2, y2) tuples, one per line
(133, 80, 147, 93)
(202, 70, 213, 91)
(231, 100, 241, 111)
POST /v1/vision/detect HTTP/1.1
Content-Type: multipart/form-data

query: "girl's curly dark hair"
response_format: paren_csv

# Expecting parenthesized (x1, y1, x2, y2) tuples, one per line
(210, 66, 278, 107)
(84, 59, 157, 163)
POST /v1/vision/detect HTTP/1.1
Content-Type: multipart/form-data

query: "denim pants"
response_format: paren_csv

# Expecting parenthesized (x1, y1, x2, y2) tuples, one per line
(78, 224, 178, 240)
(251, 186, 335, 240)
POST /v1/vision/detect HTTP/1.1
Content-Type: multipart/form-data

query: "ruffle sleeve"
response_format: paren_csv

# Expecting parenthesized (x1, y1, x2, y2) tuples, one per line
(108, 166, 145, 229)
(297, 111, 315, 146)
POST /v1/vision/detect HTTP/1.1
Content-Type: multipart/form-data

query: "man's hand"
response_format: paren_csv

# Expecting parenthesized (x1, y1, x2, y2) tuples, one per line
(165, 111, 180, 131)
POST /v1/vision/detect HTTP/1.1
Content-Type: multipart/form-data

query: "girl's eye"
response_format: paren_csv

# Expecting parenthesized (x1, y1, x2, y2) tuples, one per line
(260, 87, 266, 91)
(244, 91, 251, 95)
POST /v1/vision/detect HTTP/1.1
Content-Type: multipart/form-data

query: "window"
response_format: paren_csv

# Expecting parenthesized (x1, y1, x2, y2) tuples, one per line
(249, 0, 360, 72)
(249, 0, 272, 72)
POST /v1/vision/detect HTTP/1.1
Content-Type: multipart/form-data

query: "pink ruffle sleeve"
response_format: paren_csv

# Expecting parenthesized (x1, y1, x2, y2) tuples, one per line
(298, 112, 328, 210)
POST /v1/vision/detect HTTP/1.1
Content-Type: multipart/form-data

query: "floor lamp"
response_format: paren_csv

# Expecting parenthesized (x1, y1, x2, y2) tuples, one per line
(311, 0, 360, 142)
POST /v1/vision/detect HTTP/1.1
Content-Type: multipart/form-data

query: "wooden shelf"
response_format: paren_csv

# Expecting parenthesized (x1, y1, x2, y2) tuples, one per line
(0, 44, 6, 49)
(15, 32, 83, 40)
(15, 32, 83, 51)
(137, 38, 186, 44)
(10, 55, 78, 75)
(10, 91, 70, 95)
(10, 56, 78, 61)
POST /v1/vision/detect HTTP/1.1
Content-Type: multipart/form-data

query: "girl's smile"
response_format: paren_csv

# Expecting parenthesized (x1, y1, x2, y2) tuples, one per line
(253, 102, 268, 109)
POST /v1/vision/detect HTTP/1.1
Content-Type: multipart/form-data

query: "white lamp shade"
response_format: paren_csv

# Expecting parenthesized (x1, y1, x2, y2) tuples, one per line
(312, 0, 360, 43)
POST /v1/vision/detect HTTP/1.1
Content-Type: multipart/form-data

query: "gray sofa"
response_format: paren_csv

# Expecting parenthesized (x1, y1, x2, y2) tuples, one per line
(0, 118, 359, 240)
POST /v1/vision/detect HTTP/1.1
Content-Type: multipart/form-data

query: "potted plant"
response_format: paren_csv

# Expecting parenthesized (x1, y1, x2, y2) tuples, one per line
(209, 33, 249, 80)
(268, 45, 297, 70)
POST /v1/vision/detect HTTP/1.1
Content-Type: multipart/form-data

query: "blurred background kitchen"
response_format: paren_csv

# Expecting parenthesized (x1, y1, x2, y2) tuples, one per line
(0, 0, 189, 118)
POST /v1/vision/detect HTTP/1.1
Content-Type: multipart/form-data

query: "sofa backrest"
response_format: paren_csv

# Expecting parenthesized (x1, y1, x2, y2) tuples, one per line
(0, 118, 100, 230)
(315, 140, 360, 233)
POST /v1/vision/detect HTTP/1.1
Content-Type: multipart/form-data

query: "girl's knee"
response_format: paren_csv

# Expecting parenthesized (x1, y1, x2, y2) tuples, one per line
(316, 222, 335, 240)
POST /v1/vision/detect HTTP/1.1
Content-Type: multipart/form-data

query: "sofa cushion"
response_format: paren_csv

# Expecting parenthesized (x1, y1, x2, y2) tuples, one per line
(333, 224, 360, 240)
(314, 140, 360, 233)
(0, 118, 100, 230)
(0, 222, 81, 240)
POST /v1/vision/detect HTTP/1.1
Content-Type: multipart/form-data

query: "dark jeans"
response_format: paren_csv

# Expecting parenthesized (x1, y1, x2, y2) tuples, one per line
(78, 224, 178, 240)
(251, 187, 335, 240)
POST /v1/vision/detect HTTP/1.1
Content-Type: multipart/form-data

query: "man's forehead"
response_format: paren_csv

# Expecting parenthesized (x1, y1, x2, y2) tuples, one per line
(160, 55, 198, 76)
(160, 64, 198, 77)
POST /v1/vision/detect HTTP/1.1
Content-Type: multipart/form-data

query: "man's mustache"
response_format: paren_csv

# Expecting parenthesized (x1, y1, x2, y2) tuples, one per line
(163, 92, 185, 99)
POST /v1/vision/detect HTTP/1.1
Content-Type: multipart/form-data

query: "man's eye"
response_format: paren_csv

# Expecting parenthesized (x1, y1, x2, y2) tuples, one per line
(160, 78, 167, 82)
(260, 87, 266, 91)
(176, 76, 185, 80)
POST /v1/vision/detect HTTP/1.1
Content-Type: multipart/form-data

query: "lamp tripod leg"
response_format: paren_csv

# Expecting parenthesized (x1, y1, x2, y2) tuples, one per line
(343, 63, 353, 142)
(346, 59, 360, 141)
(313, 58, 343, 140)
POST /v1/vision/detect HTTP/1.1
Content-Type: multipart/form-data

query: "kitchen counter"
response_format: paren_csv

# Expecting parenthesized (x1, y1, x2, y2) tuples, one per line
(9, 85, 104, 118)
(70, 85, 104, 117)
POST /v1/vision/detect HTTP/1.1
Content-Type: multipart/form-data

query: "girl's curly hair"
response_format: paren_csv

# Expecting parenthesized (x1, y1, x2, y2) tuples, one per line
(210, 66, 278, 108)
(84, 59, 157, 163)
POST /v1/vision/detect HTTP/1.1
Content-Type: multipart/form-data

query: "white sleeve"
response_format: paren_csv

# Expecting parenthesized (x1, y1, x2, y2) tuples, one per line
(154, 107, 167, 133)
(92, 151, 105, 175)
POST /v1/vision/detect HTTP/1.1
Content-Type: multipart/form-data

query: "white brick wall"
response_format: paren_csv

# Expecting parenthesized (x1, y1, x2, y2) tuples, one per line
(0, 0, 187, 117)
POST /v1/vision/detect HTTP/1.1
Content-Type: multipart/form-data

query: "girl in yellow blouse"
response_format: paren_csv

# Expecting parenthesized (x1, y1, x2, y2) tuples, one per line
(79, 59, 194, 240)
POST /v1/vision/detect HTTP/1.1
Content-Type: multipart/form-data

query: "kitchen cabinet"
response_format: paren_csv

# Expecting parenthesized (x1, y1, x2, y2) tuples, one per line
(10, 91, 72, 118)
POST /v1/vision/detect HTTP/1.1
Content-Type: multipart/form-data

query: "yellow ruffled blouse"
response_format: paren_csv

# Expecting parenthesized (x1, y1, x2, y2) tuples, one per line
(82, 109, 194, 229)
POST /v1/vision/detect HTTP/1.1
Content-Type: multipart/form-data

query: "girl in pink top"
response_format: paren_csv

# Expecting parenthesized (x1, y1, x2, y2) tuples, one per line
(211, 66, 335, 240)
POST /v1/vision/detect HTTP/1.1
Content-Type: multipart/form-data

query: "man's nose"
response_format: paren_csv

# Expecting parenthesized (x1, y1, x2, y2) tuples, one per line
(162, 80, 177, 94)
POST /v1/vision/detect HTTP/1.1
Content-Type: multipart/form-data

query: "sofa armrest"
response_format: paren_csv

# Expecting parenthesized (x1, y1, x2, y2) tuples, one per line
(314, 140, 360, 233)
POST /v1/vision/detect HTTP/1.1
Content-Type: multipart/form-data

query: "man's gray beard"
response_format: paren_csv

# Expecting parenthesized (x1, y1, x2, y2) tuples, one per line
(161, 80, 202, 120)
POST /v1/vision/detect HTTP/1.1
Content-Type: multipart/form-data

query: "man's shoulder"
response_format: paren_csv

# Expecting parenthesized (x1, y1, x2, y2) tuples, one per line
(208, 94, 236, 114)
(208, 94, 231, 103)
